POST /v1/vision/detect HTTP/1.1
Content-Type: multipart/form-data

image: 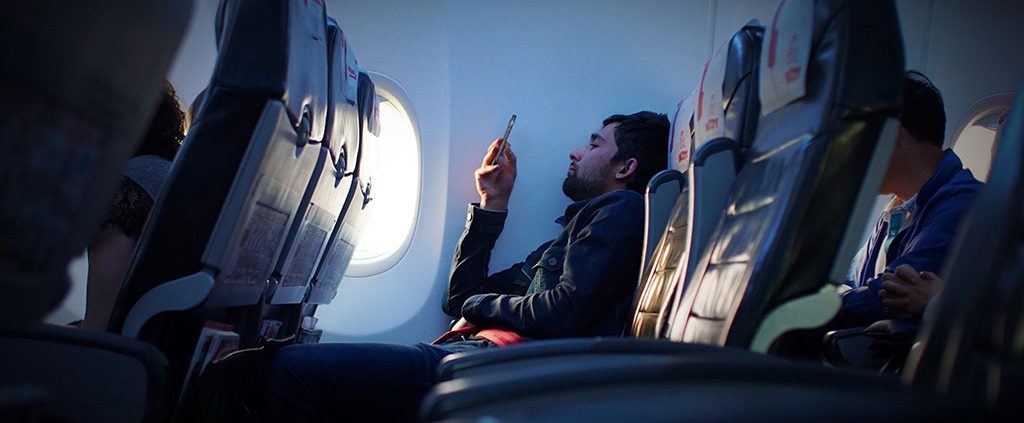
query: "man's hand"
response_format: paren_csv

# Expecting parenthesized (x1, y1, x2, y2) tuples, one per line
(475, 138, 517, 211)
(879, 264, 944, 319)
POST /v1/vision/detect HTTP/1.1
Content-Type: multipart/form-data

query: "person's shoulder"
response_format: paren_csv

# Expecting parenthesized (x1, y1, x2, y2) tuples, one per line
(582, 189, 644, 217)
(930, 167, 983, 206)
(920, 168, 982, 221)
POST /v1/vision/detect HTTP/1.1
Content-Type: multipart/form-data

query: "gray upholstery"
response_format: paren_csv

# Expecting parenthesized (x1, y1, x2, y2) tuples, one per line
(668, 0, 904, 350)
(681, 20, 764, 290)
(268, 19, 361, 307)
(261, 19, 364, 340)
(308, 71, 382, 305)
(641, 169, 686, 277)
(0, 324, 168, 423)
(630, 176, 688, 337)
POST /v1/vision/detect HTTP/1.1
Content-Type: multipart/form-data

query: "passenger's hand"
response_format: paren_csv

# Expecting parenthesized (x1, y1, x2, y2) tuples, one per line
(879, 264, 943, 319)
(475, 138, 517, 211)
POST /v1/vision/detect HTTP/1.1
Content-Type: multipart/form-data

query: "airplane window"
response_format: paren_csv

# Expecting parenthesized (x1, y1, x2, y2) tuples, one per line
(953, 123, 997, 182)
(954, 108, 1003, 181)
(951, 93, 1014, 183)
(346, 75, 421, 276)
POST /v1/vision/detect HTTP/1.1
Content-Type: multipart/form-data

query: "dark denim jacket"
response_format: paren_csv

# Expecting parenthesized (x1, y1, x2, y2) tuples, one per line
(442, 189, 645, 339)
(835, 150, 982, 327)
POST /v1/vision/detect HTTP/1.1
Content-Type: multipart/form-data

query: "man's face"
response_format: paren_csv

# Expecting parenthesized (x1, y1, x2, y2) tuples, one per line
(880, 127, 911, 195)
(562, 123, 621, 201)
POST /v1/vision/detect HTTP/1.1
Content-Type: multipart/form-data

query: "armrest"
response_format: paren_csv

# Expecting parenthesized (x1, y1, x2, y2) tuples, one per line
(0, 323, 168, 423)
(423, 350, 881, 421)
(437, 338, 697, 381)
(822, 319, 919, 370)
(863, 318, 920, 341)
(0, 386, 50, 423)
(422, 357, 958, 422)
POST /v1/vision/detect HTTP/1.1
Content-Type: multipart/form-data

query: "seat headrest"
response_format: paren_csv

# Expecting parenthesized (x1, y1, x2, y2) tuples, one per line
(695, 44, 730, 146)
(758, 0, 814, 115)
(329, 18, 360, 106)
(669, 89, 696, 172)
(212, 0, 329, 142)
(357, 71, 381, 137)
(323, 18, 361, 166)
(672, 22, 763, 173)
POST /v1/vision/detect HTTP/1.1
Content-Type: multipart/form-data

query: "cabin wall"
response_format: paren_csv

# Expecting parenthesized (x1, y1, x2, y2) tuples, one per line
(315, 0, 454, 342)
(927, 0, 1024, 147)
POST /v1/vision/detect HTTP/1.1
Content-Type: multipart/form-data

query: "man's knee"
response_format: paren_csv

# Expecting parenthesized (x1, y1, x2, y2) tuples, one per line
(267, 344, 318, 397)
(264, 342, 451, 421)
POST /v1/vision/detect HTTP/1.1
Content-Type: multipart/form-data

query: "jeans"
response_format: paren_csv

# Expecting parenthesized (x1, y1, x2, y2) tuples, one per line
(264, 340, 493, 422)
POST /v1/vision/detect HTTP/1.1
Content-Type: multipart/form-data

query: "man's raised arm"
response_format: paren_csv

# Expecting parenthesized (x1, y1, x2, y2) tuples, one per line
(442, 138, 524, 316)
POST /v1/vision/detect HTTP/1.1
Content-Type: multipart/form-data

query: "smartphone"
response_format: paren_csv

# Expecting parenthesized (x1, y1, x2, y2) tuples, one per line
(490, 114, 517, 165)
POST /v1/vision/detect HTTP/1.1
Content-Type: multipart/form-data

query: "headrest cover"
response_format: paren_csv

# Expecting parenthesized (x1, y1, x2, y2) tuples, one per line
(358, 69, 381, 136)
(122, 155, 172, 200)
(343, 28, 359, 104)
(695, 43, 728, 145)
(759, 0, 813, 115)
(670, 89, 696, 172)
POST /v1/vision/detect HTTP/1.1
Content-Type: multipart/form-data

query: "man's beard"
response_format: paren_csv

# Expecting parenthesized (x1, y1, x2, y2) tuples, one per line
(561, 173, 605, 202)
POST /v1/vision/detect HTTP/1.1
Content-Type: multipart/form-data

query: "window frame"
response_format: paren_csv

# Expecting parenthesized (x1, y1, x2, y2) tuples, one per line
(344, 71, 423, 277)
(949, 91, 1015, 182)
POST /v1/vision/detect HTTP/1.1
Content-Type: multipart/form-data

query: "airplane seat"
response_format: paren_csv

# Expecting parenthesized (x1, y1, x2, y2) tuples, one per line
(306, 70, 381, 307)
(0, 0, 191, 421)
(106, 0, 331, 398)
(668, 0, 904, 353)
(431, 23, 765, 383)
(640, 169, 686, 285)
(632, 22, 766, 340)
(633, 117, 691, 338)
(421, 0, 906, 417)
(663, 21, 764, 334)
(0, 324, 170, 423)
(821, 316, 919, 371)
(259, 17, 363, 341)
(423, 83, 1024, 423)
(322, 18, 362, 174)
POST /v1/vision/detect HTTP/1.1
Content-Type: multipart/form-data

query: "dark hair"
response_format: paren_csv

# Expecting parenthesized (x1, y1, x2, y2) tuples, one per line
(99, 81, 184, 237)
(901, 71, 946, 146)
(604, 111, 671, 193)
(135, 81, 185, 160)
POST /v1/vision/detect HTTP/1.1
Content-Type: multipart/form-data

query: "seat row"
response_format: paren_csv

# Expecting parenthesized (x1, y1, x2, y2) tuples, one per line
(0, 0, 382, 421)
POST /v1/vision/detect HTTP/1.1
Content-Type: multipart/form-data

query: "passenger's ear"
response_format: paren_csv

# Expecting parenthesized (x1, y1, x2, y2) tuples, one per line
(614, 158, 638, 181)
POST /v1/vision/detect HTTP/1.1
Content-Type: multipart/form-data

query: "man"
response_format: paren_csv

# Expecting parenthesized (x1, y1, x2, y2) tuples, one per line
(834, 71, 983, 327)
(265, 111, 670, 420)
(877, 107, 1012, 320)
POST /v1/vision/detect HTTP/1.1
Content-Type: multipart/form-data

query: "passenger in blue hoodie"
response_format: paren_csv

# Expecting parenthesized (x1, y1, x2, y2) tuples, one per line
(836, 71, 983, 327)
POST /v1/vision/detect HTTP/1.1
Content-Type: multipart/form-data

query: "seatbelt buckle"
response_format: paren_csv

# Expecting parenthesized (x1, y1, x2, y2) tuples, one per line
(431, 325, 478, 345)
